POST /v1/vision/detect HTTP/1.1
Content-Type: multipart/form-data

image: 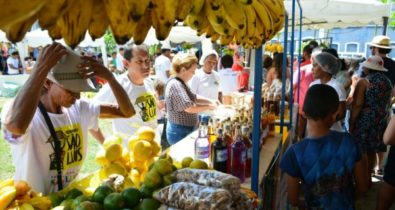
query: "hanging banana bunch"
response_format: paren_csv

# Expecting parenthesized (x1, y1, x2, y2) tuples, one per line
(0, 0, 285, 49)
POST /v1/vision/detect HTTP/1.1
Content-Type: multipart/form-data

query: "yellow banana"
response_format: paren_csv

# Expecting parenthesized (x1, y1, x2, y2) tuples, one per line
(234, 27, 246, 45)
(236, 0, 253, 5)
(133, 10, 152, 45)
(252, 0, 272, 40)
(176, 0, 195, 21)
(258, 0, 284, 36)
(150, 0, 178, 40)
(89, 0, 110, 40)
(47, 24, 63, 40)
(19, 203, 35, 210)
(4, 15, 37, 43)
(244, 5, 256, 39)
(219, 35, 234, 46)
(205, 0, 227, 32)
(190, 0, 205, 14)
(28, 196, 52, 210)
(103, 0, 136, 44)
(0, 0, 46, 29)
(206, 0, 224, 11)
(0, 186, 16, 210)
(184, 12, 209, 31)
(210, 33, 221, 43)
(203, 25, 215, 38)
(0, 179, 14, 190)
(125, 0, 150, 21)
(37, 0, 75, 29)
(58, 0, 94, 48)
(223, 0, 246, 30)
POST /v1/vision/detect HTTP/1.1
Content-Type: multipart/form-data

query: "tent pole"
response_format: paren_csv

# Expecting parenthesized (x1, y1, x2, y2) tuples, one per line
(251, 47, 263, 193)
(383, 16, 389, 35)
(280, 15, 289, 134)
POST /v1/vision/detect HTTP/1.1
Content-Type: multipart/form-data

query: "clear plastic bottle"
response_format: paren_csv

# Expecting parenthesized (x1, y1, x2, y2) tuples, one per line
(231, 125, 246, 182)
(195, 122, 210, 164)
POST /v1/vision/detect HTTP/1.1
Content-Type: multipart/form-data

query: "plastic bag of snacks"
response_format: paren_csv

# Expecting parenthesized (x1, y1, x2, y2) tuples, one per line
(173, 169, 240, 198)
(153, 182, 232, 210)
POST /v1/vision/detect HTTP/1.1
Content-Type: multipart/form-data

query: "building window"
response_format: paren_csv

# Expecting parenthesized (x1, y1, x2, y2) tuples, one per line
(330, 43, 340, 51)
(345, 42, 359, 53)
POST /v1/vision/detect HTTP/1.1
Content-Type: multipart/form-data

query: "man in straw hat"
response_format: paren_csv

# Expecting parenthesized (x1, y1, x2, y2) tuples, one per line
(1, 43, 135, 194)
(368, 35, 395, 87)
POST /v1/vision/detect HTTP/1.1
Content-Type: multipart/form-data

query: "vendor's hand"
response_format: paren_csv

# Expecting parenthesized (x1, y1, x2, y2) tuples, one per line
(79, 56, 114, 82)
(207, 103, 217, 110)
(35, 43, 68, 74)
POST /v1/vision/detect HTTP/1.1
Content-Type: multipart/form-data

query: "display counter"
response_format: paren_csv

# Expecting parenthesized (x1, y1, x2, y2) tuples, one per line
(163, 130, 283, 190)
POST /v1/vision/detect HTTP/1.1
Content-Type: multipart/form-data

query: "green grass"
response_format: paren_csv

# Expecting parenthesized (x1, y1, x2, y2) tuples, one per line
(0, 96, 114, 180)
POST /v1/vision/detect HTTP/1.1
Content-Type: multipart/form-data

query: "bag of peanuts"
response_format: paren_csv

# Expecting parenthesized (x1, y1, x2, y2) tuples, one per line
(172, 168, 241, 198)
(153, 182, 232, 210)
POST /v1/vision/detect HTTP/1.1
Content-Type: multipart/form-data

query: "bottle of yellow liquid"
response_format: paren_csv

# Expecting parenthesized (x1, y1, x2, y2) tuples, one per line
(268, 104, 276, 137)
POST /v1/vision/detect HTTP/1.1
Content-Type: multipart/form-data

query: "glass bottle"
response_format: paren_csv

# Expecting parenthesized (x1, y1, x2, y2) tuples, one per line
(224, 123, 234, 173)
(231, 125, 246, 182)
(211, 128, 228, 173)
(242, 126, 252, 178)
(207, 119, 216, 144)
(268, 104, 276, 137)
(195, 122, 210, 164)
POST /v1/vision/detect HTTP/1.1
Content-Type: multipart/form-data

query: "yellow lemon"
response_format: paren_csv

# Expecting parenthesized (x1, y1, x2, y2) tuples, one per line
(128, 135, 140, 151)
(104, 162, 127, 177)
(130, 169, 141, 187)
(133, 140, 153, 161)
(150, 141, 161, 156)
(103, 135, 123, 149)
(95, 149, 110, 166)
(105, 144, 123, 162)
(189, 160, 208, 169)
(131, 159, 147, 172)
(136, 126, 156, 142)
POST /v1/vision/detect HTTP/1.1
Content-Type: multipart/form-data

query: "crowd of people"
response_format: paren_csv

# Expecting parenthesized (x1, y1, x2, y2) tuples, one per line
(1, 35, 394, 209)
(279, 35, 395, 210)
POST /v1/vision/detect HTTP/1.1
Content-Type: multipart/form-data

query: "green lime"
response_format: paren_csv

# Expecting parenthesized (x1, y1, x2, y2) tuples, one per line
(136, 198, 161, 210)
(139, 185, 154, 198)
(65, 188, 83, 200)
(103, 193, 126, 210)
(47, 193, 64, 207)
(92, 185, 114, 204)
(121, 187, 142, 208)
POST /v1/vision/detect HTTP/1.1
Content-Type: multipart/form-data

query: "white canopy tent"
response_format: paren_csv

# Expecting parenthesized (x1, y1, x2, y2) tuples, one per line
(284, 0, 392, 29)
(139, 26, 203, 46)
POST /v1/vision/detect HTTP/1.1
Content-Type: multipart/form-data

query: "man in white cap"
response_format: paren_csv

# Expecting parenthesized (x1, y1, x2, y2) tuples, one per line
(368, 35, 395, 87)
(1, 43, 135, 194)
(154, 43, 172, 83)
(189, 49, 221, 102)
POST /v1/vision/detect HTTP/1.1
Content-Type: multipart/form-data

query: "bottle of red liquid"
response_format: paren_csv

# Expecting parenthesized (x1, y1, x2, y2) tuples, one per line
(211, 128, 228, 173)
(224, 124, 233, 173)
(231, 125, 246, 182)
(241, 125, 252, 178)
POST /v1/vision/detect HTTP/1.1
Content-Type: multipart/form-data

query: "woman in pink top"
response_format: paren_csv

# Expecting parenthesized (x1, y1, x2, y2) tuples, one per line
(293, 45, 315, 139)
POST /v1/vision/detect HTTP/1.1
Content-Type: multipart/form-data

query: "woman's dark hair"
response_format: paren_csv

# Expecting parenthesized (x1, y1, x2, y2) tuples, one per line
(263, 55, 273, 69)
(221, 54, 233, 68)
(303, 84, 339, 121)
(273, 53, 284, 81)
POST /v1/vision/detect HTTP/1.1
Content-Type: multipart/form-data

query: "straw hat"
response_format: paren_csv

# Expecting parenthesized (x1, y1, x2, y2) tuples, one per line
(47, 47, 99, 93)
(368, 35, 392, 49)
(362, 55, 387, 72)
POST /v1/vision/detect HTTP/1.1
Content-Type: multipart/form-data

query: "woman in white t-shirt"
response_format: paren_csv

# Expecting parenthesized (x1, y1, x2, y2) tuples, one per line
(309, 52, 347, 132)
